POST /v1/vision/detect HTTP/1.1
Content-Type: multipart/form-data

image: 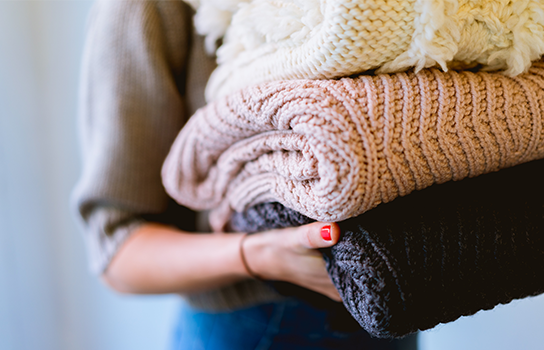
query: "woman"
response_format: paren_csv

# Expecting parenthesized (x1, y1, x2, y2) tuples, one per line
(73, 0, 416, 349)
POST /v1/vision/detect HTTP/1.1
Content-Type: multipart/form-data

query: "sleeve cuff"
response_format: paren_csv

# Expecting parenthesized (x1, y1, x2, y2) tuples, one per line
(82, 206, 146, 275)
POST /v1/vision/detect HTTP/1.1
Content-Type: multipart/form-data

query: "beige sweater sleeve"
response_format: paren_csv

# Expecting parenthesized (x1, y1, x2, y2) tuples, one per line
(72, 0, 192, 273)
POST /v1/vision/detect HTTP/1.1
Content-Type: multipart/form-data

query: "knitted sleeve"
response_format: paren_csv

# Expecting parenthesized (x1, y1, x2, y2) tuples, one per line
(71, 0, 193, 273)
(231, 158, 544, 338)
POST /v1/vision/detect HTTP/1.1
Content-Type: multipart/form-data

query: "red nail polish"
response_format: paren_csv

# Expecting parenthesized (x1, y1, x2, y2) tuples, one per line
(321, 225, 332, 241)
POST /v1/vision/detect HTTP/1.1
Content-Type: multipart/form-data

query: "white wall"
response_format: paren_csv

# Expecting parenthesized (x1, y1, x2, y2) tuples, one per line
(0, 2, 179, 350)
(0, 1, 543, 350)
(420, 295, 544, 349)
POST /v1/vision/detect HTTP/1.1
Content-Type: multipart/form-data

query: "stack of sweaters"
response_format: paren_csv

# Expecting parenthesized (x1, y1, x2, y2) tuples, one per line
(162, 0, 544, 339)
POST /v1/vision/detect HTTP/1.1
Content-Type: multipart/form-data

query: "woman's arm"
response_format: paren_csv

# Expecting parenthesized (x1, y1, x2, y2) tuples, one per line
(75, 0, 341, 302)
(103, 222, 341, 301)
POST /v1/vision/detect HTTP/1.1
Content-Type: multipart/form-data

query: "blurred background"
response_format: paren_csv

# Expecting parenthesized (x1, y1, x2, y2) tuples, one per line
(0, 1, 543, 350)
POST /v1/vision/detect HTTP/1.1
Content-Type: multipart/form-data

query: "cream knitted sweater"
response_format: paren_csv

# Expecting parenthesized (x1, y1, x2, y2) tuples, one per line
(162, 60, 544, 231)
(186, 0, 544, 101)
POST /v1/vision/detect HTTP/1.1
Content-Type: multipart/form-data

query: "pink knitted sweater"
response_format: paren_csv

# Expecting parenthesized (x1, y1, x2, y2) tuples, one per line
(162, 61, 544, 231)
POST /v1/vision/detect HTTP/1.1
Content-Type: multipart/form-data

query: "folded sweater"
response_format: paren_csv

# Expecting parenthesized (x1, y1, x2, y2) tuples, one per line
(185, 0, 544, 100)
(162, 60, 544, 232)
(230, 158, 544, 338)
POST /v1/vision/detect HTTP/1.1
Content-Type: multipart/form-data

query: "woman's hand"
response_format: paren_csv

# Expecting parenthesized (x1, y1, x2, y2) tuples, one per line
(243, 222, 341, 301)
(103, 222, 341, 302)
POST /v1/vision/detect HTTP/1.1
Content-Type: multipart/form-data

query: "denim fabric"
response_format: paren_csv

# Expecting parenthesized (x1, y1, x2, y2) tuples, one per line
(171, 298, 418, 350)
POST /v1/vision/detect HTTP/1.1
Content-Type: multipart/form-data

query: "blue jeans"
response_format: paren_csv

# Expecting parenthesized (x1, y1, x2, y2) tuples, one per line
(170, 298, 418, 350)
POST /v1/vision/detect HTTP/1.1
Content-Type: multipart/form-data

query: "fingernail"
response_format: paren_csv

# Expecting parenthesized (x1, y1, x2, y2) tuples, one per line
(321, 225, 332, 241)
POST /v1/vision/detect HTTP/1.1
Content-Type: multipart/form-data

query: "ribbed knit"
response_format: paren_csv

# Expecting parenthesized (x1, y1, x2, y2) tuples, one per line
(231, 158, 544, 338)
(162, 60, 544, 232)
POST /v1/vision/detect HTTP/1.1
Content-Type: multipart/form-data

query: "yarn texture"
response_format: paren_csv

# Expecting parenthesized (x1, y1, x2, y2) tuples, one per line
(231, 159, 544, 338)
(162, 61, 544, 232)
(185, 0, 544, 100)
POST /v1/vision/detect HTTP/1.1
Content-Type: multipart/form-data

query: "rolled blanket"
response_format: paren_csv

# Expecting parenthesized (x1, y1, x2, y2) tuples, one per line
(230, 158, 544, 338)
(162, 61, 544, 232)
(185, 0, 544, 100)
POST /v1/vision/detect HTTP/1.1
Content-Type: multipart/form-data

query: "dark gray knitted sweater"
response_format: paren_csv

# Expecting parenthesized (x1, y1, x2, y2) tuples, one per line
(230, 159, 544, 338)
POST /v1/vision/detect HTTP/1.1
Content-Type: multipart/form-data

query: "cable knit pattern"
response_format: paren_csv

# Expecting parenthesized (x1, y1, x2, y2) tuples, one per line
(231, 159, 544, 338)
(162, 61, 544, 232)
(185, 0, 544, 100)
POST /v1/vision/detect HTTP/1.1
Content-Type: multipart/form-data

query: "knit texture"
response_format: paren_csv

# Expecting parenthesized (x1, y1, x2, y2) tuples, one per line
(73, 0, 194, 273)
(162, 61, 544, 232)
(230, 158, 544, 338)
(185, 0, 544, 100)
(73, 0, 287, 311)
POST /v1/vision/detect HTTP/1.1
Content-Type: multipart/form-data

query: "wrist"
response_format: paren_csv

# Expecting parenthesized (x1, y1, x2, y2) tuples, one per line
(222, 233, 252, 279)
(239, 234, 263, 280)
(242, 231, 281, 281)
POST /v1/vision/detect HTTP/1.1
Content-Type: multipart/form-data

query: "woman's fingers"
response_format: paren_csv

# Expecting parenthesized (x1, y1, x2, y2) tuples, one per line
(296, 265, 342, 301)
(316, 283, 342, 302)
(283, 222, 343, 301)
(293, 222, 340, 249)
(244, 221, 343, 301)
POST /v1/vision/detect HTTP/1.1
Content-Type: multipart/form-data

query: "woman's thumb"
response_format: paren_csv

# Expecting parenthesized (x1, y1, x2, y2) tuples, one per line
(296, 222, 340, 249)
